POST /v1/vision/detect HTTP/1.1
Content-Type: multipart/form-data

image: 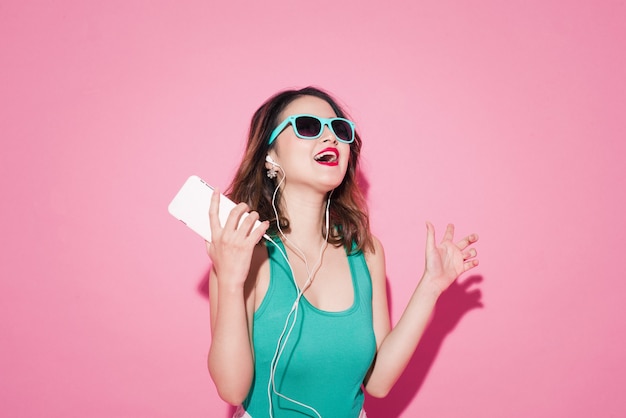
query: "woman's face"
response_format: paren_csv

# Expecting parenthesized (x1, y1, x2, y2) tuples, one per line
(267, 95, 351, 194)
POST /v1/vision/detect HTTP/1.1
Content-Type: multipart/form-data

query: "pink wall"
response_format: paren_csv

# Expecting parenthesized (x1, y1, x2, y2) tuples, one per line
(1, 1, 625, 417)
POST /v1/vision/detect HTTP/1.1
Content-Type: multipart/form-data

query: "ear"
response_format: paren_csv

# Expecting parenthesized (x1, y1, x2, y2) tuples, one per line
(265, 151, 279, 170)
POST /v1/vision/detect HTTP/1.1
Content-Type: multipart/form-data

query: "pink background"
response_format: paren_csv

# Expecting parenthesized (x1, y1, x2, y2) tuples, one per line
(1, 1, 625, 417)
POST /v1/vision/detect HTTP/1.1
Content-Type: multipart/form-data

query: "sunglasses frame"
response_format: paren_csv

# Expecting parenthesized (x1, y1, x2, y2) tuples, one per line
(268, 114, 355, 145)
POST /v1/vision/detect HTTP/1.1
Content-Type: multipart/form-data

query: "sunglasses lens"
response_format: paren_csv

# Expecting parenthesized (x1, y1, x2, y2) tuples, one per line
(294, 116, 322, 138)
(332, 120, 353, 142)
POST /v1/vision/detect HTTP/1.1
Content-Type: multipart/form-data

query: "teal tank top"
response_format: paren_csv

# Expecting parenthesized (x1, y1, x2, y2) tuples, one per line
(242, 238, 377, 417)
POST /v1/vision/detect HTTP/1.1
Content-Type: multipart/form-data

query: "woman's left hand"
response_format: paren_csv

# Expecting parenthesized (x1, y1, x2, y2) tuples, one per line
(422, 222, 479, 294)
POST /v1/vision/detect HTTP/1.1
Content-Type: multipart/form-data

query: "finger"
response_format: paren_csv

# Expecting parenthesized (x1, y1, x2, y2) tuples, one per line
(442, 223, 455, 242)
(223, 202, 250, 233)
(425, 221, 435, 250)
(236, 211, 269, 245)
(464, 258, 480, 271)
(456, 233, 479, 250)
(462, 248, 478, 260)
(208, 188, 222, 237)
(237, 210, 261, 237)
(250, 220, 270, 243)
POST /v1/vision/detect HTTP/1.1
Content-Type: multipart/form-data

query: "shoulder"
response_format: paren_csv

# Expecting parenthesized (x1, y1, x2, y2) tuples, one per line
(250, 241, 271, 310)
(252, 240, 271, 263)
(363, 234, 385, 264)
(250, 241, 271, 287)
(363, 235, 386, 282)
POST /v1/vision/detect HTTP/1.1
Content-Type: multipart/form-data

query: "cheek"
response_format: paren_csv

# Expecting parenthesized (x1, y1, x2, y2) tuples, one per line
(275, 136, 309, 157)
(341, 146, 353, 165)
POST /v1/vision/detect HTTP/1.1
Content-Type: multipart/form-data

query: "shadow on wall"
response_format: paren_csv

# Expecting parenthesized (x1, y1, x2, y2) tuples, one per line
(198, 267, 483, 418)
(365, 275, 484, 418)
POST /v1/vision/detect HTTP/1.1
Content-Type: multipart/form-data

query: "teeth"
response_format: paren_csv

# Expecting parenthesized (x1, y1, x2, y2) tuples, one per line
(315, 151, 337, 162)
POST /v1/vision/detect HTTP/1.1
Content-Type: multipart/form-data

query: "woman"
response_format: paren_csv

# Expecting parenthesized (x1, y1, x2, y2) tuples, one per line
(206, 87, 479, 418)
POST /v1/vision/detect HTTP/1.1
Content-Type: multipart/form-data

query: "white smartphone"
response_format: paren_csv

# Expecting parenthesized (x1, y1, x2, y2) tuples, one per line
(167, 175, 263, 242)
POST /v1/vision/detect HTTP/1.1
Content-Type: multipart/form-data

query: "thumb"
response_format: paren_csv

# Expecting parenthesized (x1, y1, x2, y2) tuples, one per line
(425, 221, 436, 251)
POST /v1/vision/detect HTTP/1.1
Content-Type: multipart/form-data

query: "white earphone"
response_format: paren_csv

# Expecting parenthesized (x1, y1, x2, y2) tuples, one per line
(262, 153, 326, 418)
(266, 154, 279, 166)
(265, 155, 281, 180)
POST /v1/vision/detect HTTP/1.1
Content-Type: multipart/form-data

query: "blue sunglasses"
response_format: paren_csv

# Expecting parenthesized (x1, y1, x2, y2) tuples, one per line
(268, 114, 355, 145)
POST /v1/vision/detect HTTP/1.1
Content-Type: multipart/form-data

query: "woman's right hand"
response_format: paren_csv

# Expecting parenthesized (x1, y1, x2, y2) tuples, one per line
(205, 188, 269, 287)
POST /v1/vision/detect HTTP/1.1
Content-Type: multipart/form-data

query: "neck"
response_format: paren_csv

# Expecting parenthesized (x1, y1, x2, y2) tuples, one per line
(279, 185, 331, 249)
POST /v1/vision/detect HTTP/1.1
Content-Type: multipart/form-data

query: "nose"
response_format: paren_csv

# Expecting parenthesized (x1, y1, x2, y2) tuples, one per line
(319, 125, 338, 144)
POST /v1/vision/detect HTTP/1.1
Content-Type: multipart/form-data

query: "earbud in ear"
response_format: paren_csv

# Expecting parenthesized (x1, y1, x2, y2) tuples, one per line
(266, 155, 279, 166)
(266, 155, 280, 178)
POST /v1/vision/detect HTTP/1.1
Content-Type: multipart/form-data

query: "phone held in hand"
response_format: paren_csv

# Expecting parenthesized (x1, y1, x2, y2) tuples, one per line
(168, 175, 263, 242)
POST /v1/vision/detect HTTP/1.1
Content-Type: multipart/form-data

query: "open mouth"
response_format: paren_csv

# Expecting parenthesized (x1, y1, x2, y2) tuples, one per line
(314, 148, 339, 165)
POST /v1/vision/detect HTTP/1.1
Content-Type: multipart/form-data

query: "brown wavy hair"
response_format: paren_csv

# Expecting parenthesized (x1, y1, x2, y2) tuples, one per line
(226, 86, 373, 254)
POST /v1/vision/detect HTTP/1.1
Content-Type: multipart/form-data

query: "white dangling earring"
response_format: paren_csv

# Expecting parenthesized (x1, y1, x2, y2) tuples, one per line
(267, 166, 279, 179)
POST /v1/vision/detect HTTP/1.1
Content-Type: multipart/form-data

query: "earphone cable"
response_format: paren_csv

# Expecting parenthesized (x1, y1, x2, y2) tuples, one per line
(264, 165, 328, 418)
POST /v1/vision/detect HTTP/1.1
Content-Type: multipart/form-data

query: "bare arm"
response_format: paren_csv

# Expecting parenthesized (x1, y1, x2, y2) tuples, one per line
(205, 190, 269, 405)
(208, 267, 254, 404)
(365, 223, 479, 397)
